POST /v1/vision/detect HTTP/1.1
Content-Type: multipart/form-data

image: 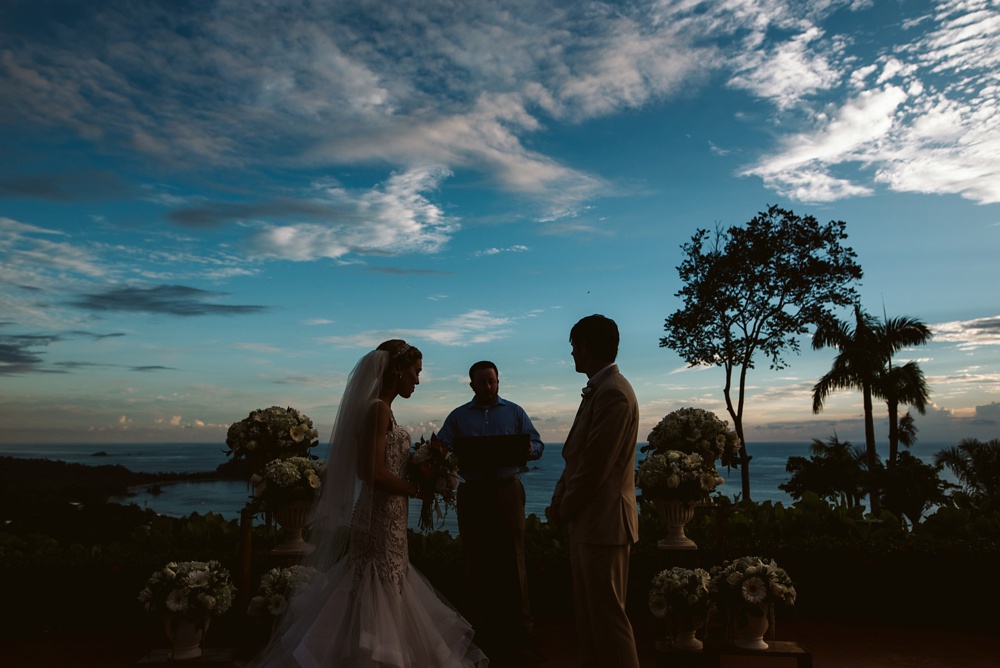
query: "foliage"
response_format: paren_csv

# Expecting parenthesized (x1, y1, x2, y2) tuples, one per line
(812, 305, 932, 513)
(250, 456, 324, 511)
(934, 438, 1000, 511)
(225, 406, 320, 470)
(880, 451, 953, 527)
(247, 565, 320, 617)
(779, 435, 869, 509)
(138, 559, 235, 619)
(660, 205, 863, 501)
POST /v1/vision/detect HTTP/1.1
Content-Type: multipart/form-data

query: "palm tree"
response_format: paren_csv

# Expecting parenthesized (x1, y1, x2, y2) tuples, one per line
(876, 314, 932, 467)
(811, 305, 931, 514)
(933, 438, 1000, 511)
(812, 306, 882, 513)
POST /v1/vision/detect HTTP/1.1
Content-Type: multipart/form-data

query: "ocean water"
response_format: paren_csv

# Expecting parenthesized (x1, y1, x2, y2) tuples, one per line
(0, 441, 955, 534)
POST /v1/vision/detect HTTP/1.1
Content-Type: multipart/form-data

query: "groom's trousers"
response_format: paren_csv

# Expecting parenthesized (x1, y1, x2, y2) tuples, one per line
(570, 540, 640, 668)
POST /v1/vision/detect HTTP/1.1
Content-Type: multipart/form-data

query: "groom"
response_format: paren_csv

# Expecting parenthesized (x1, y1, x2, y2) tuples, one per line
(550, 314, 640, 668)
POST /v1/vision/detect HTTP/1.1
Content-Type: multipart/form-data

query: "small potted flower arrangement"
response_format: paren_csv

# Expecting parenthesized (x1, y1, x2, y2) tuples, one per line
(225, 405, 320, 476)
(709, 555, 797, 650)
(408, 433, 460, 532)
(138, 560, 235, 660)
(649, 566, 715, 650)
(248, 565, 320, 619)
(251, 456, 326, 554)
(637, 407, 742, 550)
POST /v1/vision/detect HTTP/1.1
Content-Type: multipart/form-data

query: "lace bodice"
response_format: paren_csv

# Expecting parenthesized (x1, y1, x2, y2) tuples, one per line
(348, 405, 410, 588)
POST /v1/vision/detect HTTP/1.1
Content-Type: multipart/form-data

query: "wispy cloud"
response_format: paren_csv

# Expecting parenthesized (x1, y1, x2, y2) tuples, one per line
(67, 284, 268, 317)
(319, 308, 516, 348)
(474, 245, 529, 257)
(0, 171, 131, 201)
(740, 1, 1000, 203)
(246, 167, 458, 261)
(932, 315, 1000, 351)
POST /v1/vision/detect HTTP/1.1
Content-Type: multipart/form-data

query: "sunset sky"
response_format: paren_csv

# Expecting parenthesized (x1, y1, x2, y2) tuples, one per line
(2, 0, 998, 449)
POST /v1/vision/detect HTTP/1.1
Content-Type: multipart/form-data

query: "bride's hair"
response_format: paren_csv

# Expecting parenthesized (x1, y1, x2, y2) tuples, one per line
(376, 339, 422, 387)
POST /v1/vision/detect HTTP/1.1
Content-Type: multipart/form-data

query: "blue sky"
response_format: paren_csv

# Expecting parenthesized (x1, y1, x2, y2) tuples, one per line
(1, 0, 998, 448)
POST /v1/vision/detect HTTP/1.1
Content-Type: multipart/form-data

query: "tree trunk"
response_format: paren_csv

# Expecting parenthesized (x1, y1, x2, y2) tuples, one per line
(863, 382, 881, 515)
(887, 400, 899, 468)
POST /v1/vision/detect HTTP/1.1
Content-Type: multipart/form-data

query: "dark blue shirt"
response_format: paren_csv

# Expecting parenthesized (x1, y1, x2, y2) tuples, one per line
(438, 396, 544, 482)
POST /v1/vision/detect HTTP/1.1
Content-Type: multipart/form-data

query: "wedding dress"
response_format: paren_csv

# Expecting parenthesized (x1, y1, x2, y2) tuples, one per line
(251, 359, 487, 668)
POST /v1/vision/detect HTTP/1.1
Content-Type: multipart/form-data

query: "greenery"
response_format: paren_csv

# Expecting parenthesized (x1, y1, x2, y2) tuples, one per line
(660, 205, 863, 501)
(934, 438, 1000, 512)
(812, 305, 932, 514)
(1, 441, 998, 641)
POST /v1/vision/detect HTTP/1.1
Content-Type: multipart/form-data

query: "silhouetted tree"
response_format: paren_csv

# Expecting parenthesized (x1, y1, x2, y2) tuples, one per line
(934, 438, 1000, 511)
(661, 205, 862, 501)
(880, 451, 952, 528)
(780, 434, 868, 508)
(812, 306, 931, 514)
(875, 313, 932, 467)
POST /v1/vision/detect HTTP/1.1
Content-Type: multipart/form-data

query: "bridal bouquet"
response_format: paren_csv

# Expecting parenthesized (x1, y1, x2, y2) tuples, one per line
(709, 555, 796, 627)
(644, 407, 742, 468)
(247, 565, 320, 618)
(636, 450, 724, 503)
(225, 406, 320, 472)
(649, 566, 715, 629)
(251, 456, 325, 511)
(408, 433, 460, 532)
(138, 560, 235, 620)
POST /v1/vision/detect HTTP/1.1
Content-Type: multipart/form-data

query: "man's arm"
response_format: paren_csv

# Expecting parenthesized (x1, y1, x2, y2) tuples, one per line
(516, 405, 544, 461)
(557, 387, 631, 521)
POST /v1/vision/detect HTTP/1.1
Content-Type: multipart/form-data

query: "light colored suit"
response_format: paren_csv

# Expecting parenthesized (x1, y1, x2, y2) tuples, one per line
(552, 364, 639, 668)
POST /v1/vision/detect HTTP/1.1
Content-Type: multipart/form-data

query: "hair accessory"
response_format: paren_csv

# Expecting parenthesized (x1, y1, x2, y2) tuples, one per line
(393, 343, 412, 359)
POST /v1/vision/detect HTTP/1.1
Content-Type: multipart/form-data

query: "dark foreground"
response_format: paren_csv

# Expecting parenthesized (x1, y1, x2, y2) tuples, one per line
(4, 614, 993, 668)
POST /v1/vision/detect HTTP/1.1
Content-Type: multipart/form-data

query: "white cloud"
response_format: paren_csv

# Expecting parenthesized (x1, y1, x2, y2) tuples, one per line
(319, 308, 516, 348)
(248, 166, 458, 261)
(728, 26, 843, 109)
(474, 245, 529, 257)
(931, 315, 1000, 351)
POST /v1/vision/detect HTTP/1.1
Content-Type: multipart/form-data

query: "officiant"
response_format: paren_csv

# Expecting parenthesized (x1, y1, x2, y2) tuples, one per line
(438, 360, 544, 652)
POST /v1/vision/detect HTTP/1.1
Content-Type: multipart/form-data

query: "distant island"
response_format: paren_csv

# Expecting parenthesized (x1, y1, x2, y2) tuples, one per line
(0, 455, 248, 499)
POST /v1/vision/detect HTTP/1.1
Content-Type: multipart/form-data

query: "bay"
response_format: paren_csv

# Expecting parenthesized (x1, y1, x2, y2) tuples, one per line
(0, 441, 956, 535)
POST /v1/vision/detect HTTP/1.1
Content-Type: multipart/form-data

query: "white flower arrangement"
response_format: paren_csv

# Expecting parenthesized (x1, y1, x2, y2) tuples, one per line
(645, 407, 742, 468)
(138, 560, 235, 620)
(251, 456, 325, 510)
(247, 565, 320, 618)
(225, 406, 320, 470)
(709, 555, 796, 627)
(636, 450, 724, 503)
(649, 566, 715, 627)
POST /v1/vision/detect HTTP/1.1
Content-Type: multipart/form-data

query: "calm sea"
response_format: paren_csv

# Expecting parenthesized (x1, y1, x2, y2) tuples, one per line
(0, 441, 954, 535)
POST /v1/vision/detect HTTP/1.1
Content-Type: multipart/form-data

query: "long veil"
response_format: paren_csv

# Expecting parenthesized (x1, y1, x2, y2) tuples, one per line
(248, 349, 386, 666)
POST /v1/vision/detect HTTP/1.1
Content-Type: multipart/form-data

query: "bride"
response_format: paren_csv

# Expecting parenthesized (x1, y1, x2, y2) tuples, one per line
(250, 340, 488, 667)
